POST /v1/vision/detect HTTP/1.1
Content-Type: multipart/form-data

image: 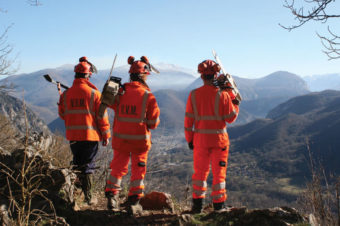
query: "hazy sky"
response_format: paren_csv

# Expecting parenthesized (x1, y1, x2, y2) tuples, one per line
(1, 0, 340, 78)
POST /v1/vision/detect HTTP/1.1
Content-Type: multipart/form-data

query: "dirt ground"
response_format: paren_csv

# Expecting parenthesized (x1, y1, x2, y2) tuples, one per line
(66, 191, 183, 226)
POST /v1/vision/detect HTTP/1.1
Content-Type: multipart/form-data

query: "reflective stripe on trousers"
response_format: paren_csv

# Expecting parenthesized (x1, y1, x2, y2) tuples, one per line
(192, 179, 207, 198)
(212, 182, 226, 191)
(130, 189, 143, 196)
(212, 193, 225, 202)
(211, 182, 227, 202)
(129, 179, 144, 197)
(106, 175, 122, 191)
(130, 179, 144, 188)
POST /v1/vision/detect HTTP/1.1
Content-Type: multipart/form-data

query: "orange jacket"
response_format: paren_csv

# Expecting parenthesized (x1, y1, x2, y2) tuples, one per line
(58, 78, 111, 141)
(110, 82, 160, 152)
(184, 85, 239, 148)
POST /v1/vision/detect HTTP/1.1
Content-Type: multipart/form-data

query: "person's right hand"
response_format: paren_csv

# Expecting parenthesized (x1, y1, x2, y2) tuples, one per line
(102, 138, 110, 146)
(188, 141, 194, 150)
(57, 82, 62, 95)
(232, 99, 240, 105)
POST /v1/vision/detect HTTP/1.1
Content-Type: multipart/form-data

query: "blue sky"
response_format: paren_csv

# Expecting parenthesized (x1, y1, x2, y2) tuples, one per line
(1, 0, 339, 78)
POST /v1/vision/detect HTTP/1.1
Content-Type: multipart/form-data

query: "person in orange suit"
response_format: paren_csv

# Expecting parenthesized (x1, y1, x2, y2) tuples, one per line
(184, 59, 239, 212)
(105, 56, 160, 213)
(58, 56, 111, 205)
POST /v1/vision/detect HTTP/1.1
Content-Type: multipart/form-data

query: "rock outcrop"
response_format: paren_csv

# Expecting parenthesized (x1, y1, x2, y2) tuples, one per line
(0, 145, 75, 225)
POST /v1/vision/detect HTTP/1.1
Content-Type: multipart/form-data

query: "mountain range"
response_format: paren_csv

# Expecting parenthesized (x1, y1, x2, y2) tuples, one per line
(0, 65, 311, 135)
(188, 71, 310, 118)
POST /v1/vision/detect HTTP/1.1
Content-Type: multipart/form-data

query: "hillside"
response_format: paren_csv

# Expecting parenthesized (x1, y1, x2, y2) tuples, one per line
(0, 91, 50, 135)
(229, 90, 340, 181)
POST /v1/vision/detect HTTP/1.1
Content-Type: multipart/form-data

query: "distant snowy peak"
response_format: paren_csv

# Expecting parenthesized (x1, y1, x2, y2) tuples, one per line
(153, 63, 198, 76)
(55, 64, 74, 70)
(304, 73, 340, 80)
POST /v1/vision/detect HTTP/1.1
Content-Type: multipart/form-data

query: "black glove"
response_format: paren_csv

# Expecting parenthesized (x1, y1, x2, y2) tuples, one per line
(188, 141, 194, 150)
(232, 99, 240, 106)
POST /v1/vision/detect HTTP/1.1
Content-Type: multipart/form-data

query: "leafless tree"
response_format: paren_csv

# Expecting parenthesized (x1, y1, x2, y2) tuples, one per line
(0, 1, 42, 84)
(281, 0, 340, 59)
(0, 25, 17, 77)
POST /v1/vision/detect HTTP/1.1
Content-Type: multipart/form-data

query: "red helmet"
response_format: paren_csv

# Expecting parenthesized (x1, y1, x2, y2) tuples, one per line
(74, 61, 92, 74)
(74, 56, 97, 75)
(198, 60, 221, 75)
(128, 56, 151, 75)
(79, 56, 88, 62)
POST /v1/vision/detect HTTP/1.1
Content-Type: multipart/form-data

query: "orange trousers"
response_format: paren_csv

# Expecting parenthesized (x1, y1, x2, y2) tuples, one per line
(192, 146, 229, 203)
(105, 149, 148, 199)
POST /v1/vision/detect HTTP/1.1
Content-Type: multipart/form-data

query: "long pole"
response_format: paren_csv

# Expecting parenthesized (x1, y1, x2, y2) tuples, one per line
(107, 54, 117, 82)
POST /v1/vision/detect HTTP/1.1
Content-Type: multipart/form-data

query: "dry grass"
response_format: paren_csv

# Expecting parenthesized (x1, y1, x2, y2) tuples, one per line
(0, 115, 20, 152)
(298, 141, 340, 226)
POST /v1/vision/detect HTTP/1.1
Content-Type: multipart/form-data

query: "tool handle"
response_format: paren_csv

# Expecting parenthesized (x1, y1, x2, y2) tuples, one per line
(59, 83, 69, 89)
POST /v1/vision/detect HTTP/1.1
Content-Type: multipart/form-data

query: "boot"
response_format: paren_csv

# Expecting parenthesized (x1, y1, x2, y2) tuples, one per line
(126, 195, 143, 216)
(213, 202, 225, 212)
(191, 198, 203, 214)
(106, 192, 119, 210)
(81, 174, 94, 205)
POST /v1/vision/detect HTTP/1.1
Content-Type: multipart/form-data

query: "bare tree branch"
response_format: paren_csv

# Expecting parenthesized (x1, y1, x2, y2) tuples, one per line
(27, 0, 42, 6)
(280, 0, 340, 60)
(0, 8, 8, 13)
(318, 27, 340, 59)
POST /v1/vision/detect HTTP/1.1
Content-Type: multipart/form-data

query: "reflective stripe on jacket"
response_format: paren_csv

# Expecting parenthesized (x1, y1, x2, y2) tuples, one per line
(58, 78, 111, 141)
(184, 85, 239, 148)
(110, 82, 160, 152)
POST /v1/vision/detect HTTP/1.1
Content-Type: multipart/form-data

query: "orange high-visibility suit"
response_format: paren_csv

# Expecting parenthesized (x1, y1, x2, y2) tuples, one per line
(105, 81, 160, 199)
(58, 78, 111, 141)
(184, 85, 239, 203)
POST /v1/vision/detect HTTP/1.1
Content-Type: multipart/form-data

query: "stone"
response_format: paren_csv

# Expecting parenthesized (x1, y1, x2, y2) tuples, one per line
(129, 203, 143, 216)
(140, 191, 175, 213)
